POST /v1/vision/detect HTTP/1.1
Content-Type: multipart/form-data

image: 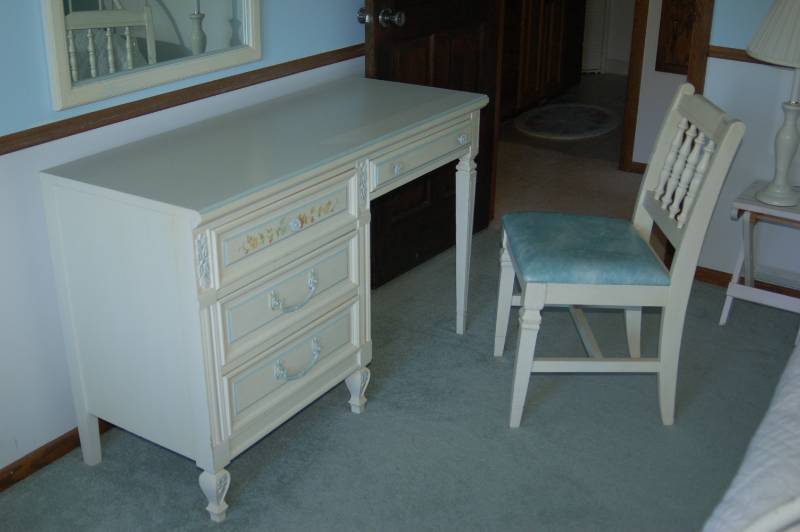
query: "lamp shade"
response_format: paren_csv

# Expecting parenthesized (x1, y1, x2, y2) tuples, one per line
(747, 0, 800, 67)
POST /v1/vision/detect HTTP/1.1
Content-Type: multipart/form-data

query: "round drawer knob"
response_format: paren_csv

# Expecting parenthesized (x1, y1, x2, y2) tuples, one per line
(393, 162, 403, 176)
(458, 134, 468, 146)
(289, 217, 302, 232)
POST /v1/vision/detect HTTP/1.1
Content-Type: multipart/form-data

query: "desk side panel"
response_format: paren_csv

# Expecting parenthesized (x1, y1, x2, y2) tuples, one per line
(42, 177, 201, 460)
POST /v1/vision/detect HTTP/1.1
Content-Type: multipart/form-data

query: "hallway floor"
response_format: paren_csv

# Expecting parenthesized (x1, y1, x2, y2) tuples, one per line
(493, 74, 641, 226)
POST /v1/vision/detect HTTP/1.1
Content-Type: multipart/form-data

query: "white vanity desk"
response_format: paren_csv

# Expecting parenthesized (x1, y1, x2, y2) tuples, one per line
(41, 76, 488, 521)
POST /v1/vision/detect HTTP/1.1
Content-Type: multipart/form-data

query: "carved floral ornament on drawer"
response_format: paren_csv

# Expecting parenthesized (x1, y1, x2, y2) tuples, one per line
(237, 194, 342, 259)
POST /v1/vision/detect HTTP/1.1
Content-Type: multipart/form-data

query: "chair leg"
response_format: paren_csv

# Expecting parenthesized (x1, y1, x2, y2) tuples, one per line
(510, 284, 546, 428)
(494, 237, 515, 357)
(625, 308, 642, 358)
(657, 304, 687, 426)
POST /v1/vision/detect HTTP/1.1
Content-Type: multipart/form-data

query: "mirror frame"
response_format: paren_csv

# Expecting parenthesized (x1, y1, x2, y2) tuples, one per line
(41, 0, 261, 110)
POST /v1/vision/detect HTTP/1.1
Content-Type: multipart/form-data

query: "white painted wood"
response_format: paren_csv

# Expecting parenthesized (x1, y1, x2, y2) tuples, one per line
(625, 308, 642, 358)
(0, 59, 363, 471)
(456, 151, 478, 335)
(677, 139, 715, 229)
(40, 77, 487, 519)
(743, 211, 755, 286)
(105, 27, 115, 74)
(496, 83, 746, 428)
(720, 184, 800, 340)
(371, 120, 471, 188)
(345, 367, 370, 414)
(48, 78, 487, 214)
(41, 0, 261, 109)
(719, 245, 744, 325)
(532, 358, 660, 373)
(655, 118, 688, 201)
(199, 469, 231, 523)
(569, 307, 603, 358)
(670, 131, 705, 220)
(494, 236, 515, 357)
(510, 284, 545, 428)
(663, 124, 697, 210)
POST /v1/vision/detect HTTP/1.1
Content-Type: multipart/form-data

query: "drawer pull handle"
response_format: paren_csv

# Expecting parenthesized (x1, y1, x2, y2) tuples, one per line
(274, 337, 322, 382)
(269, 269, 318, 314)
(393, 162, 403, 176)
(458, 133, 468, 146)
(289, 217, 303, 232)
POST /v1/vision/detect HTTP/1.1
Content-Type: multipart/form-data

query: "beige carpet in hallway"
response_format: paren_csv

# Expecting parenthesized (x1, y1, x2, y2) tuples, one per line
(492, 140, 643, 227)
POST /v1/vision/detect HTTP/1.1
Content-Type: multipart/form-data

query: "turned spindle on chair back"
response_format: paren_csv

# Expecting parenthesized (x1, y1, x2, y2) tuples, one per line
(633, 84, 745, 289)
(64, 1, 156, 83)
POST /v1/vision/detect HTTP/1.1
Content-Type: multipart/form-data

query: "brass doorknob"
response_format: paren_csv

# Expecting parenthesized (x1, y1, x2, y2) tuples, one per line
(378, 8, 406, 27)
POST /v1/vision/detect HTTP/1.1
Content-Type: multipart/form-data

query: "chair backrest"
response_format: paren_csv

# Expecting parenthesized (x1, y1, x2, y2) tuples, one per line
(64, 4, 156, 82)
(632, 83, 745, 289)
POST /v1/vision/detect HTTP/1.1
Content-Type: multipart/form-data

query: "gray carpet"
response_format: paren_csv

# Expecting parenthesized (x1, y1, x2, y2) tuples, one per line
(1, 229, 797, 531)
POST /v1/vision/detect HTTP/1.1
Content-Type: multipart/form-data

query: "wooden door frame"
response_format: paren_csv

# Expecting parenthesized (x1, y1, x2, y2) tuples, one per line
(619, 0, 715, 173)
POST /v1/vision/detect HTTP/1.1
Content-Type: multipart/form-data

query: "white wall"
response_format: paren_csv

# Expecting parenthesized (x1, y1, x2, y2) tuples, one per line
(700, 59, 800, 282)
(604, 0, 635, 75)
(0, 57, 364, 468)
(632, 0, 687, 164)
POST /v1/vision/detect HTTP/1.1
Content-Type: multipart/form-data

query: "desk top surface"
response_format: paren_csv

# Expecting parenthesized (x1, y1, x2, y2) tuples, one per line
(735, 181, 800, 221)
(44, 77, 488, 214)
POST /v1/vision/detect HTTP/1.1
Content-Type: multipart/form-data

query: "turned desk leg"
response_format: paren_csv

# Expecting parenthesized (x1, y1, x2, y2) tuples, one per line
(455, 152, 477, 335)
(346, 368, 370, 414)
(199, 469, 231, 523)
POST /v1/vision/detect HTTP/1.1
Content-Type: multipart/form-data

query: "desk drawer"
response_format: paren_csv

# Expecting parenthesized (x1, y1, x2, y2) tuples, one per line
(216, 233, 358, 366)
(223, 301, 360, 435)
(209, 172, 357, 289)
(371, 120, 471, 190)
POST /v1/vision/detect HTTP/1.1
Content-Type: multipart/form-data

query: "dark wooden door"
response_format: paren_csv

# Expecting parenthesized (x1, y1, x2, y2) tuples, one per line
(363, 0, 501, 287)
(502, 0, 586, 118)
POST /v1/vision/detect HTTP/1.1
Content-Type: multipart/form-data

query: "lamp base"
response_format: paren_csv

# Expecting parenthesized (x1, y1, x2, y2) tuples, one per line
(756, 181, 800, 206)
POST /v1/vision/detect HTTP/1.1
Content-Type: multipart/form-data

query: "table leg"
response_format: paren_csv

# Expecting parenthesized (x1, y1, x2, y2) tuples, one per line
(720, 246, 745, 325)
(455, 152, 477, 334)
(742, 211, 755, 287)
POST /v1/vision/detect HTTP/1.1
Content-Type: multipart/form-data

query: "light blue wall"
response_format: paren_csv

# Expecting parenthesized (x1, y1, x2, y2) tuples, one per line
(0, 0, 363, 137)
(710, 0, 772, 49)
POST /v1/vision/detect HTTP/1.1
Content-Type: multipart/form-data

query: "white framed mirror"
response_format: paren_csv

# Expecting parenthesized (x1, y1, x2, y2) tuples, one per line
(42, 0, 261, 110)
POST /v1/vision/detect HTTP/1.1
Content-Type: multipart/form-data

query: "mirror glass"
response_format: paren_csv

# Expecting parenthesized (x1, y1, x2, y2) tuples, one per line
(44, 0, 261, 109)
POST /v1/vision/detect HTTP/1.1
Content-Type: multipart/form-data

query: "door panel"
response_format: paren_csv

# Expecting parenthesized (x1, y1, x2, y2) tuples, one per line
(364, 0, 500, 288)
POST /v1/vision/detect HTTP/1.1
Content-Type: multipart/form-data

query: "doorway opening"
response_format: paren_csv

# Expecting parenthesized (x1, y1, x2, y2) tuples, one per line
(493, 0, 641, 224)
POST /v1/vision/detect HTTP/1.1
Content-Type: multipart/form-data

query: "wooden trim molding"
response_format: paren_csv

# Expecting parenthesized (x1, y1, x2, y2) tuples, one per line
(685, 0, 714, 93)
(0, 421, 112, 492)
(696, 266, 800, 299)
(708, 45, 772, 66)
(0, 44, 365, 157)
(628, 161, 648, 174)
(619, 0, 649, 173)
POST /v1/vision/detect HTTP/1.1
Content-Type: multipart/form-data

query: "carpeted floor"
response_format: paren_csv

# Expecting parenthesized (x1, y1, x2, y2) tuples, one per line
(0, 228, 797, 531)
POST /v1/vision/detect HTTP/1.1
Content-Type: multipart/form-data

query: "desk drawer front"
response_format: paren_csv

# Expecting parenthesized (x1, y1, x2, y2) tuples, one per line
(372, 121, 471, 190)
(212, 173, 357, 288)
(218, 234, 358, 365)
(224, 302, 359, 433)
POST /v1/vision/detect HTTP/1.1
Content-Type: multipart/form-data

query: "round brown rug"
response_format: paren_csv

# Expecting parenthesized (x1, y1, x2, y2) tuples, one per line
(514, 103, 618, 141)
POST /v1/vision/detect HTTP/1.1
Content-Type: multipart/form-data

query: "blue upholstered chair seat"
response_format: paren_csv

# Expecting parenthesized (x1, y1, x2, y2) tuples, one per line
(502, 212, 670, 286)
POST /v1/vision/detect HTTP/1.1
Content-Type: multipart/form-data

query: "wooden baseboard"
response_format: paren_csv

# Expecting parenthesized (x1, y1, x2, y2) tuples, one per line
(622, 161, 647, 174)
(696, 266, 800, 298)
(0, 420, 112, 492)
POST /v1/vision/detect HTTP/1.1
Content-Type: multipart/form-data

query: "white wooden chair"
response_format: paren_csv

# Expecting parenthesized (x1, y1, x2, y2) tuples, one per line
(64, 2, 156, 82)
(493, 84, 745, 428)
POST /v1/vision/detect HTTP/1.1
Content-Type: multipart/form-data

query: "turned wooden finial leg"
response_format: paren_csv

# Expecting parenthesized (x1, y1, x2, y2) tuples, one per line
(345, 367, 371, 414)
(199, 469, 231, 523)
